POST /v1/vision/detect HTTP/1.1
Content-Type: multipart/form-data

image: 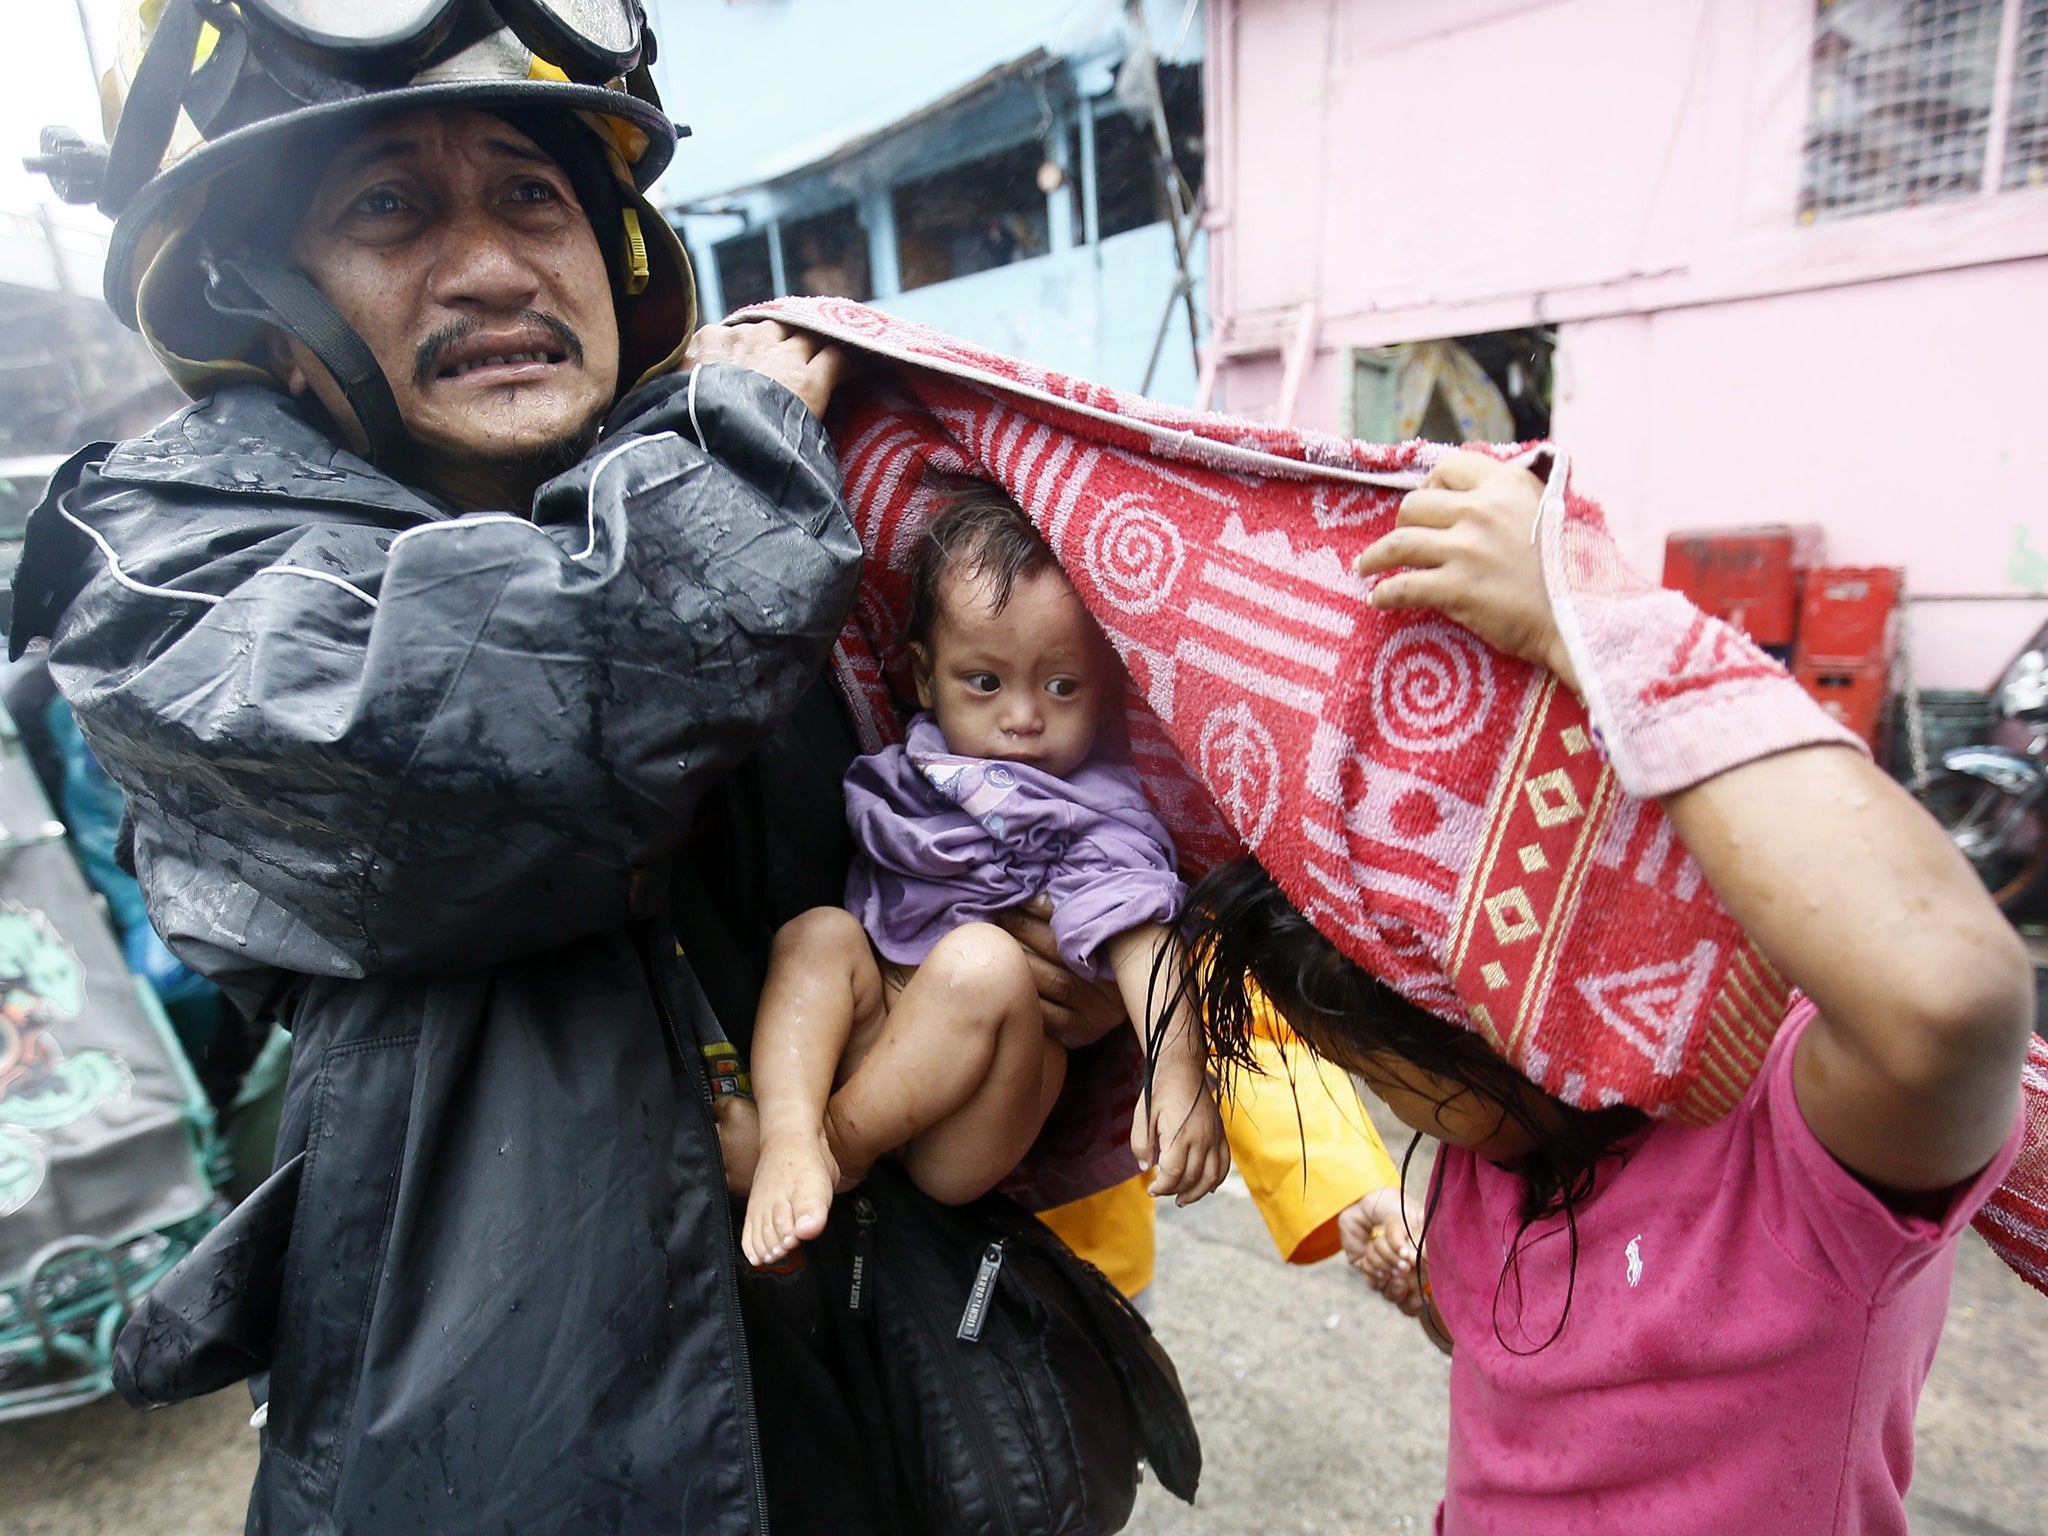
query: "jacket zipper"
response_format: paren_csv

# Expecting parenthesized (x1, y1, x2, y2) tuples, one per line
(642, 930, 772, 1536)
(868, 1206, 1023, 1536)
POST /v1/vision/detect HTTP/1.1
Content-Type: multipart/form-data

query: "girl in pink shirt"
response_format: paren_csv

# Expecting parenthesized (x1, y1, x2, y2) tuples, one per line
(1180, 453, 2034, 1535)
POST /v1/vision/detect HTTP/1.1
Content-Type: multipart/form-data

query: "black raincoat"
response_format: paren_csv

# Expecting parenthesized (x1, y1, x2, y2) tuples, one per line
(9, 366, 882, 1534)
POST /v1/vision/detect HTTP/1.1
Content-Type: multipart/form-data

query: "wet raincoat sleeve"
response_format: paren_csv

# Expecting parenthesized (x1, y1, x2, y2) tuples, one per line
(32, 366, 862, 982)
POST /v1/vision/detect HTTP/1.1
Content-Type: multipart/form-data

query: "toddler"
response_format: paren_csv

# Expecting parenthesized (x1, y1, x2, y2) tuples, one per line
(740, 484, 1228, 1266)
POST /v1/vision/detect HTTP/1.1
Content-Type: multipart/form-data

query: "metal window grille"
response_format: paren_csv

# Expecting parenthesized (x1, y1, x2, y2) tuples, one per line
(1801, 0, 2005, 220)
(2003, 0, 2048, 186)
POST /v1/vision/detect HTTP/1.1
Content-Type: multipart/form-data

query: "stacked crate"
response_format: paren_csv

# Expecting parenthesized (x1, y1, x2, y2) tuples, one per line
(1661, 528, 1902, 754)
(1660, 526, 1823, 656)
(1791, 566, 1903, 753)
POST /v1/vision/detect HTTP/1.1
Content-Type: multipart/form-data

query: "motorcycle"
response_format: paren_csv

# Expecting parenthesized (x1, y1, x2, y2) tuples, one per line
(1913, 619, 2048, 917)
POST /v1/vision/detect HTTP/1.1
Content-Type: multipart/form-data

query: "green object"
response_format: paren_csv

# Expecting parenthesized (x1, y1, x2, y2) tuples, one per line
(0, 704, 222, 1420)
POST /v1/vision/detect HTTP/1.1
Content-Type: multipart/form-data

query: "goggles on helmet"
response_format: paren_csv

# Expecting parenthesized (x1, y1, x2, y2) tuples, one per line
(26, 0, 657, 220)
(237, 0, 645, 86)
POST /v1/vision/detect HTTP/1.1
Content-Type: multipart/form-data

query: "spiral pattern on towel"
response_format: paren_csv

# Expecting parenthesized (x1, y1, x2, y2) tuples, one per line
(814, 299, 890, 335)
(1084, 493, 1185, 614)
(1370, 625, 1495, 753)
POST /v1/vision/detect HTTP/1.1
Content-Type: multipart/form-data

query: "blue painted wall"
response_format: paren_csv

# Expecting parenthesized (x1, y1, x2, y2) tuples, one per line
(646, 0, 1207, 404)
(883, 223, 1206, 404)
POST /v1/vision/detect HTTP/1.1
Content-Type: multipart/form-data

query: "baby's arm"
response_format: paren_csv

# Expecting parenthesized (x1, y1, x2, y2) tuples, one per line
(1103, 922, 1230, 1203)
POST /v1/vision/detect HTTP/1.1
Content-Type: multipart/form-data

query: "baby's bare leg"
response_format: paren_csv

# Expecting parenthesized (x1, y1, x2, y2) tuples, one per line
(715, 1095, 759, 1196)
(899, 1010, 1065, 1206)
(745, 908, 888, 1266)
(826, 922, 1058, 1204)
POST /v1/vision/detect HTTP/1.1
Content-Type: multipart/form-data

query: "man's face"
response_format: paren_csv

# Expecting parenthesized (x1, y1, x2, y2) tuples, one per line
(280, 109, 620, 485)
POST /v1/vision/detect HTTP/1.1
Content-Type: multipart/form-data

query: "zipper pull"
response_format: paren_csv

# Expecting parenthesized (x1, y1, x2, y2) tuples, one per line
(847, 1197, 877, 1317)
(957, 1241, 1006, 1342)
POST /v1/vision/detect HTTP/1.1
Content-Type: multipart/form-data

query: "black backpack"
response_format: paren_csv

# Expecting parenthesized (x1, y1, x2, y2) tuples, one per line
(821, 1160, 1200, 1536)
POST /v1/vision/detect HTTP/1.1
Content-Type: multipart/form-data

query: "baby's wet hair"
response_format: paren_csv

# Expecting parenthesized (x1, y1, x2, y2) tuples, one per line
(907, 479, 1060, 645)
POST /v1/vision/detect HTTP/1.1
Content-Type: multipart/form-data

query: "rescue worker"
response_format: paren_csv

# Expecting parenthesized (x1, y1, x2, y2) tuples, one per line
(10, 5, 910, 1531)
(14, 7, 1414, 1531)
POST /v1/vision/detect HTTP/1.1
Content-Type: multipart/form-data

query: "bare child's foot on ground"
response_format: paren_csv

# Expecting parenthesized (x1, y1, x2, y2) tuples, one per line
(742, 1120, 842, 1267)
(714, 1096, 761, 1197)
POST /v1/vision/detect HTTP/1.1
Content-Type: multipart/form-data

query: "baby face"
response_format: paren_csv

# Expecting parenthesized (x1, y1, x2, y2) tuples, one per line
(913, 563, 1109, 778)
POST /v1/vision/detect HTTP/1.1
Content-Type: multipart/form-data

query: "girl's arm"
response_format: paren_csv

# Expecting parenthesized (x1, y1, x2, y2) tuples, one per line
(1357, 453, 2033, 1194)
(1659, 747, 2029, 1191)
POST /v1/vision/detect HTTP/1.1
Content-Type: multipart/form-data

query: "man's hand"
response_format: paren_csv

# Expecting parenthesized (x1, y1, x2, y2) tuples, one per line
(684, 319, 846, 421)
(995, 899, 1129, 1049)
(1351, 451, 1580, 694)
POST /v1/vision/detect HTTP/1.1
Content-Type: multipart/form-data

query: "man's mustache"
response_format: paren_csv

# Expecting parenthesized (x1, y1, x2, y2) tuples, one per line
(413, 312, 586, 388)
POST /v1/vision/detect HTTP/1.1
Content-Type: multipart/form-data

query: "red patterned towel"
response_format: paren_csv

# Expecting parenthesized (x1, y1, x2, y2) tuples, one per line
(746, 297, 2048, 1296)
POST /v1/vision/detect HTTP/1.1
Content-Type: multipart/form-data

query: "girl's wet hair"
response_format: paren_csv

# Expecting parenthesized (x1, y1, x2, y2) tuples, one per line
(907, 479, 1059, 645)
(1180, 856, 1646, 1351)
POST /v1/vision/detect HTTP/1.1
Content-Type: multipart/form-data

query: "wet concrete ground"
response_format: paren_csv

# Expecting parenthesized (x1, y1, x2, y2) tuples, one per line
(4, 1153, 2042, 1536)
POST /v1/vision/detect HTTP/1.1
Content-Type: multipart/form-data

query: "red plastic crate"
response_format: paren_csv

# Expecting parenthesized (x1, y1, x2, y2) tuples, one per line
(1794, 565, 1902, 669)
(1662, 525, 1825, 648)
(1793, 660, 1889, 752)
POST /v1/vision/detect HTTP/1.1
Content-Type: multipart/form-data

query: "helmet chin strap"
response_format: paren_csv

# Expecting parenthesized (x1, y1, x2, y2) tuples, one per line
(200, 247, 415, 475)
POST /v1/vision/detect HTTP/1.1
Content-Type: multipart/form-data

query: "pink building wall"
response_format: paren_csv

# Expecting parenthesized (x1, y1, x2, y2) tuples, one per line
(1204, 0, 2048, 686)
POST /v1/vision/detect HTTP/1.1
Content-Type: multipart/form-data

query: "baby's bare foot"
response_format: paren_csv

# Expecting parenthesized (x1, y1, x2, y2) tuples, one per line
(742, 1122, 840, 1268)
(715, 1096, 761, 1197)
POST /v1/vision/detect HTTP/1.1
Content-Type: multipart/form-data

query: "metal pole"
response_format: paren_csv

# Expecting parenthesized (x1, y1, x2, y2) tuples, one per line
(72, 0, 105, 99)
(1140, 188, 1205, 398)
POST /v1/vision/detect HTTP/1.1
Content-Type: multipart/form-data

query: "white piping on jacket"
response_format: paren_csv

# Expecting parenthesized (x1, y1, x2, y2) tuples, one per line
(63, 430, 680, 621)
(385, 430, 674, 565)
(259, 566, 381, 609)
(686, 367, 708, 452)
(62, 492, 382, 610)
(58, 499, 224, 607)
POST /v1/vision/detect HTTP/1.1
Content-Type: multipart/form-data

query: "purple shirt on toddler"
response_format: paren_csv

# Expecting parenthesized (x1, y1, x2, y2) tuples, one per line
(843, 714, 1186, 980)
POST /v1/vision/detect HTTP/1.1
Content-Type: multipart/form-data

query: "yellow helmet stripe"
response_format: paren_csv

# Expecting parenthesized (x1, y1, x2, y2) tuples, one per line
(621, 207, 649, 296)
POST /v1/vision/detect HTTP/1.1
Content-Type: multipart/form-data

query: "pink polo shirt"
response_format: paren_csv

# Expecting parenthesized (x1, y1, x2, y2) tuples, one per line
(1429, 1000, 2023, 1535)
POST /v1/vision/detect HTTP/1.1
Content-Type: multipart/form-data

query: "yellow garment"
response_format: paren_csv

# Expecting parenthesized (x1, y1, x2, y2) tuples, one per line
(1038, 1174, 1157, 1298)
(1228, 1032, 1399, 1264)
(1040, 1008, 1400, 1295)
